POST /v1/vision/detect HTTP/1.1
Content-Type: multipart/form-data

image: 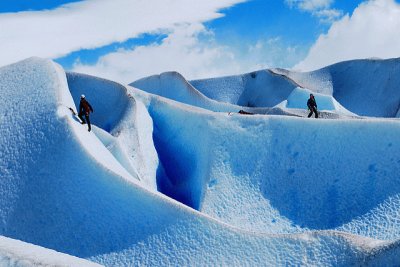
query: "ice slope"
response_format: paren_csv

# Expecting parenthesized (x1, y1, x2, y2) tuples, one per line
(130, 71, 239, 113)
(183, 58, 400, 118)
(275, 87, 356, 116)
(129, 70, 312, 118)
(66, 72, 158, 190)
(134, 86, 400, 237)
(189, 69, 298, 107)
(0, 236, 101, 267)
(0, 57, 400, 266)
(132, 69, 357, 117)
(272, 58, 400, 117)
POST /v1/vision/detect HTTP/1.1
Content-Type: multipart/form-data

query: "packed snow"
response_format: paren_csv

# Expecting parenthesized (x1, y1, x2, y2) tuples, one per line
(270, 58, 400, 117)
(1, 57, 400, 266)
(275, 87, 356, 116)
(0, 236, 101, 267)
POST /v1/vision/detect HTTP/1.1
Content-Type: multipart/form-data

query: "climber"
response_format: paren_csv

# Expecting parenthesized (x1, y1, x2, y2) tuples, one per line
(307, 94, 318, 118)
(78, 94, 94, 131)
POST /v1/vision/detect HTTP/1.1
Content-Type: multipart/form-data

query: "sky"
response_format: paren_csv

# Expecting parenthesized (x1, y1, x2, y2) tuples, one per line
(1, 0, 400, 83)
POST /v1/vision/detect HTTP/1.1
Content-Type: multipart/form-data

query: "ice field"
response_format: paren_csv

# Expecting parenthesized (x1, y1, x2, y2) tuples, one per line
(1, 57, 400, 266)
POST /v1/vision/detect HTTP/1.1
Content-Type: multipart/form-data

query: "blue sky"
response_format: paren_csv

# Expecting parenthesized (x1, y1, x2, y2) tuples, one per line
(0, 0, 81, 12)
(1, 0, 400, 83)
(57, 0, 362, 69)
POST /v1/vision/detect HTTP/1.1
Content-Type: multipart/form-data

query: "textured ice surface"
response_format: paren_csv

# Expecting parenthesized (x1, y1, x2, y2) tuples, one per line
(0, 236, 101, 267)
(187, 58, 400, 118)
(130, 71, 239, 113)
(0, 57, 400, 266)
(189, 69, 297, 107)
(272, 58, 400, 117)
(275, 87, 356, 116)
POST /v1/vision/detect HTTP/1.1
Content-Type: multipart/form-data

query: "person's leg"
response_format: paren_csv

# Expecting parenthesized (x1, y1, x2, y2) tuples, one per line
(308, 110, 313, 118)
(85, 114, 91, 131)
(314, 107, 318, 118)
(78, 112, 86, 124)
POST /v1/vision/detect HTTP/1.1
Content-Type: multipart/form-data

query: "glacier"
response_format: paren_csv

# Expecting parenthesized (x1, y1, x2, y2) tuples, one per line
(0, 57, 400, 266)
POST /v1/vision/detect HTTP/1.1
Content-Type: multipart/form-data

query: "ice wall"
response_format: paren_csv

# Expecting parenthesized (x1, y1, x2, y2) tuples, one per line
(275, 58, 400, 117)
(1, 57, 400, 266)
(189, 70, 298, 107)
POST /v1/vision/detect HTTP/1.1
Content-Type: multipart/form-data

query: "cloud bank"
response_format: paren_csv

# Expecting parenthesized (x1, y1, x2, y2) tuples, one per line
(72, 24, 245, 83)
(285, 0, 342, 23)
(72, 25, 303, 83)
(295, 0, 400, 71)
(0, 0, 246, 67)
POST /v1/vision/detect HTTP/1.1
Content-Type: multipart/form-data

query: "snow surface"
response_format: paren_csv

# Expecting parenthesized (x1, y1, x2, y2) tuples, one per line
(1, 57, 400, 266)
(188, 69, 297, 108)
(187, 58, 400, 118)
(0, 236, 101, 267)
(130, 71, 240, 113)
(275, 87, 356, 116)
(271, 58, 400, 117)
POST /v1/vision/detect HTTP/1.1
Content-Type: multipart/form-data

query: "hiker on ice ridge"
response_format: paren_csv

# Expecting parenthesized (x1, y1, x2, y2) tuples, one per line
(78, 94, 94, 132)
(307, 94, 318, 118)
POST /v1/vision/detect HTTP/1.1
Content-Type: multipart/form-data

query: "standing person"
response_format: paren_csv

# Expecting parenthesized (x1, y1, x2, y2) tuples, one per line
(78, 94, 94, 131)
(307, 94, 318, 118)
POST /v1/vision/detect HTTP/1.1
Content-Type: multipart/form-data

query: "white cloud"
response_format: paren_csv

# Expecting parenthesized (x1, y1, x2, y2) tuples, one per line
(314, 9, 342, 24)
(285, 0, 332, 11)
(244, 37, 304, 70)
(72, 24, 243, 83)
(0, 0, 246, 67)
(285, 0, 342, 23)
(72, 29, 305, 84)
(298, 0, 333, 11)
(294, 0, 400, 71)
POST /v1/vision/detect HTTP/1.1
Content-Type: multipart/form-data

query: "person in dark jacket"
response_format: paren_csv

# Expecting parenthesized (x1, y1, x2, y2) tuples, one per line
(307, 94, 318, 118)
(78, 94, 94, 131)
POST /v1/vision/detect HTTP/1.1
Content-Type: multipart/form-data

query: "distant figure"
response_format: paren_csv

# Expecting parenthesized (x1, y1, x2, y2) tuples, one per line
(228, 110, 254, 116)
(238, 109, 254, 115)
(78, 94, 94, 131)
(307, 94, 318, 118)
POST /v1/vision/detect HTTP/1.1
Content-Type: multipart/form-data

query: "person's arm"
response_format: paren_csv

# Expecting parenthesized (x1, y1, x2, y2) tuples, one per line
(88, 102, 93, 112)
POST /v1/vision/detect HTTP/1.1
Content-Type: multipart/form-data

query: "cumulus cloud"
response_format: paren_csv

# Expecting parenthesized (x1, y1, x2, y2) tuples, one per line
(0, 0, 246, 67)
(285, 0, 342, 23)
(294, 0, 400, 71)
(72, 27, 305, 84)
(72, 23, 245, 83)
